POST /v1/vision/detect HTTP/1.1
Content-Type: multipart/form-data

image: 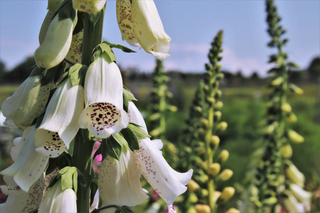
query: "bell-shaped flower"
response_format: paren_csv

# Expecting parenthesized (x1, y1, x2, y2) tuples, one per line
(79, 53, 129, 138)
(289, 183, 312, 211)
(0, 174, 45, 213)
(65, 29, 83, 65)
(0, 126, 49, 192)
(98, 148, 148, 211)
(1, 71, 51, 128)
(116, 0, 171, 60)
(38, 179, 77, 213)
(285, 161, 305, 188)
(34, 77, 84, 158)
(282, 192, 305, 213)
(128, 102, 193, 207)
(73, 0, 107, 13)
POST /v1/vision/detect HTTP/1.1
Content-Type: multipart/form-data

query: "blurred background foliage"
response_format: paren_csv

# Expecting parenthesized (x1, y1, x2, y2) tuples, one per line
(0, 55, 319, 208)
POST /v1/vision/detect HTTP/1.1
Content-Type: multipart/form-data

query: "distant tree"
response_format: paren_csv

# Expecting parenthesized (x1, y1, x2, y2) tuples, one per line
(0, 60, 7, 82)
(250, 71, 260, 80)
(4, 56, 35, 83)
(307, 56, 320, 79)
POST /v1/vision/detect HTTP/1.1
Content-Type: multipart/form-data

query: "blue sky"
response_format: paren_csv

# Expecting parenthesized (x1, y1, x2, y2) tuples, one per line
(0, 0, 319, 77)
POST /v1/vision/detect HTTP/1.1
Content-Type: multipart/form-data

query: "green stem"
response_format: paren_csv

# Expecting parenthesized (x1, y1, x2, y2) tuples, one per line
(159, 86, 166, 141)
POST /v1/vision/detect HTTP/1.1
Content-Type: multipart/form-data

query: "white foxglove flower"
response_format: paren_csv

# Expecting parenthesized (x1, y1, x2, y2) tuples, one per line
(0, 127, 49, 192)
(289, 183, 312, 211)
(0, 111, 6, 127)
(98, 149, 148, 210)
(128, 102, 193, 207)
(116, 0, 171, 60)
(282, 192, 305, 213)
(79, 54, 129, 138)
(34, 78, 84, 158)
(38, 179, 77, 213)
(1, 74, 51, 128)
(285, 162, 305, 188)
(0, 174, 45, 213)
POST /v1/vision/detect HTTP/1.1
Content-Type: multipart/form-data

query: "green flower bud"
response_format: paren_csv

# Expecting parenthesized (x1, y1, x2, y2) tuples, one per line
(47, 0, 64, 13)
(216, 169, 233, 182)
(287, 129, 304, 143)
(219, 187, 235, 202)
(263, 196, 277, 205)
(202, 189, 209, 196)
(271, 77, 283, 86)
(217, 150, 229, 164)
(189, 192, 198, 203)
(206, 97, 215, 106)
(216, 73, 224, 81)
(281, 103, 292, 112)
(214, 111, 222, 122)
(208, 163, 221, 177)
(289, 83, 304, 95)
(280, 144, 292, 158)
(212, 191, 222, 203)
(195, 204, 211, 213)
(149, 128, 161, 137)
(286, 112, 297, 123)
(186, 207, 197, 213)
(225, 208, 240, 213)
(214, 101, 223, 109)
(214, 90, 222, 99)
(187, 179, 200, 192)
(216, 121, 228, 131)
(209, 135, 220, 149)
(201, 119, 209, 129)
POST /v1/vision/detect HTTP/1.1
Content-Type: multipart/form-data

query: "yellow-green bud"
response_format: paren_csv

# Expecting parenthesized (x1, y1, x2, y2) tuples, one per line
(214, 111, 222, 122)
(189, 193, 198, 203)
(280, 144, 292, 158)
(271, 77, 283, 86)
(195, 106, 202, 113)
(216, 121, 228, 131)
(201, 119, 209, 129)
(187, 179, 200, 192)
(251, 148, 265, 159)
(286, 112, 297, 123)
(216, 73, 224, 81)
(220, 187, 235, 202)
(149, 113, 161, 121)
(217, 150, 229, 164)
(202, 189, 209, 196)
(186, 207, 197, 213)
(149, 128, 161, 137)
(225, 208, 240, 213)
(287, 130, 304, 143)
(289, 83, 304, 95)
(209, 135, 220, 149)
(195, 204, 211, 213)
(281, 103, 292, 113)
(217, 169, 233, 182)
(206, 97, 216, 106)
(263, 196, 277, 205)
(208, 163, 221, 177)
(215, 90, 222, 99)
(214, 101, 223, 109)
(212, 191, 222, 203)
(169, 105, 178, 112)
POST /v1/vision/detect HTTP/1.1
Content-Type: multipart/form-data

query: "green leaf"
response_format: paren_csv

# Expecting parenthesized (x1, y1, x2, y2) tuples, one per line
(113, 133, 129, 149)
(120, 128, 139, 151)
(123, 86, 137, 112)
(47, 173, 61, 189)
(72, 171, 78, 194)
(104, 137, 122, 160)
(92, 43, 116, 63)
(119, 206, 136, 213)
(128, 123, 150, 140)
(103, 41, 136, 53)
(68, 64, 87, 87)
(73, 12, 84, 35)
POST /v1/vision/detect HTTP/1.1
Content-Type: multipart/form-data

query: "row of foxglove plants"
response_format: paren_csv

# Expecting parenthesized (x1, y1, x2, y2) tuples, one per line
(239, 0, 312, 212)
(0, 0, 193, 212)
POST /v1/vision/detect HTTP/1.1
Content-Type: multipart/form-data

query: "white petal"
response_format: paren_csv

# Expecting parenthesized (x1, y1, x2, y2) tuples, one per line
(34, 79, 84, 157)
(0, 111, 6, 127)
(89, 189, 100, 213)
(98, 149, 148, 207)
(0, 127, 49, 192)
(133, 138, 193, 205)
(79, 56, 128, 138)
(10, 127, 33, 162)
(128, 102, 147, 133)
(0, 173, 45, 213)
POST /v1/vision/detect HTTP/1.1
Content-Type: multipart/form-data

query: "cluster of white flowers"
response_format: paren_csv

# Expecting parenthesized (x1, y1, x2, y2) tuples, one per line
(0, 0, 191, 213)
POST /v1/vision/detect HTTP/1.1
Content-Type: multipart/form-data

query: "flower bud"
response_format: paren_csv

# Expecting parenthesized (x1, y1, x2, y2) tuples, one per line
(187, 180, 200, 192)
(202, 189, 209, 196)
(189, 192, 198, 203)
(287, 130, 304, 143)
(39, 11, 53, 44)
(212, 191, 221, 203)
(209, 136, 220, 150)
(285, 162, 305, 188)
(195, 204, 210, 213)
(216, 169, 233, 182)
(214, 101, 223, 109)
(216, 73, 224, 81)
(263, 196, 277, 205)
(280, 144, 292, 158)
(289, 83, 304, 95)
(271, 76, 283, 86)
(214, 111, 222, 122)
(219, 187, 235, 203)
(208, 163, 221, 177)
(216, 121, 228, 131)
(226, 208, 240, 213)
(206, 97, 215, 106)
(217, 150, 229, 164)
(187, 207, 197, 213)
(201, 119, 209, 129)
(286, 112, 297, 123)
(47, 0, 64, 13)
(150, 128, 161, 137)
(281, 103, 292, 112)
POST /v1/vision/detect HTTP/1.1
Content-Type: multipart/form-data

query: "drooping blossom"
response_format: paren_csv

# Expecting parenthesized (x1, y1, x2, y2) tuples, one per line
(116, 0, 171, 60)
(79, 53, 129, 138)
(34, 77, 84, 158)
